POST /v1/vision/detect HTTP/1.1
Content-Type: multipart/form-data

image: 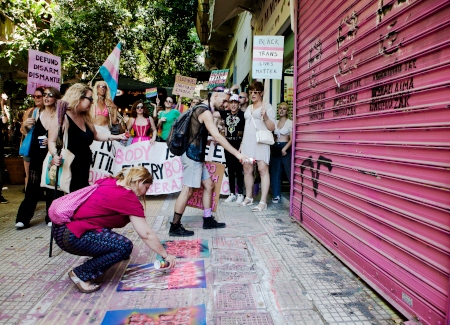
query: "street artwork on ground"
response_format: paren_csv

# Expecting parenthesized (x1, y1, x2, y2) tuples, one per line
(157, 239, 210, 259)
(117, 261, 206, 291)
(100, 304, 206, 325)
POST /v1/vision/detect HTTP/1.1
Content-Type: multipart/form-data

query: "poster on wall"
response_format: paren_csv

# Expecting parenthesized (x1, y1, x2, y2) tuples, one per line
(208, 69, 229, 89)
(252, 35, 284, 80)
(172, 74, 197, 98)
(27, 49, 61, 94)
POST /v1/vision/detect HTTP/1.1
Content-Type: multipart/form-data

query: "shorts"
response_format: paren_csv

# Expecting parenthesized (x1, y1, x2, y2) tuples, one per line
(181, 153, 210, 188)
(23, 156, 31, 162)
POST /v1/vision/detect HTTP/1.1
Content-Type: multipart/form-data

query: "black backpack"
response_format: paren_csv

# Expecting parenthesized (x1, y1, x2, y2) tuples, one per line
(166, 104, 209, 156)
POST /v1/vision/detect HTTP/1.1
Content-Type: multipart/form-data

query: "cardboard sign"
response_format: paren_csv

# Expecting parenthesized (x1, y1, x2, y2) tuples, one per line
(207, 69, 229, 89)
(27, 49, 61, 94)
(187, 162, 225, 212)
(204, 143, 230, 195)
(145, 87, 158, 98)
(172, 74, 197, 98)
(252, 35, 284, 80)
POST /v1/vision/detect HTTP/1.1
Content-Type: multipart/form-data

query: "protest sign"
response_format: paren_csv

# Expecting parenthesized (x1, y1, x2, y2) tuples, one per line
(27, 49, 61, 94)
(112, 141, 183, 195)
(204, 143, 229, 195)
(187, 162, 225, 212)
(89, 141, 116, 185)
(145, 87, 158, 98)
(252, 35, 284, 80)
(207, 69, 229, 89)
(172, 74, 197, 98)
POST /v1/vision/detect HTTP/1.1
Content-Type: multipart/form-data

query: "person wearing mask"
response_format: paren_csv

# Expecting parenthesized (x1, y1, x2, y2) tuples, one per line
(169, 88, 249, 237)
(15, 87, 62, 228)
(213, 94, 245, 204)
(156, 96, 180, 142)
(0, 94, 9, 204)
(21, 87, 45, 190)
(239, 81, 275, 212)
(270, 102, 292, 204)
(52, 166, 176, 293)
(49, 84, 127, 193)
(239, 91, 249, 112)
(126, 100, 157, 144)
(90, 81, 121, 135)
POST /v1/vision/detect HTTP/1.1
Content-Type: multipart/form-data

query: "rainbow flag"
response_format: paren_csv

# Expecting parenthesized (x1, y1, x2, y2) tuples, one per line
(99, 42, 121, 100)
(145, 87, 157, 98)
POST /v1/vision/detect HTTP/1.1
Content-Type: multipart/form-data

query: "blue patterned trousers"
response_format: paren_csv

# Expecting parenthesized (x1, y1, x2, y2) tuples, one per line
(53, 224, 133, 281)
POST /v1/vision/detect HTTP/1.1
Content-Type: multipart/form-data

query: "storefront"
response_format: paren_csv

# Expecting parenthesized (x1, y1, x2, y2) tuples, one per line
(292, 1, 450, 324)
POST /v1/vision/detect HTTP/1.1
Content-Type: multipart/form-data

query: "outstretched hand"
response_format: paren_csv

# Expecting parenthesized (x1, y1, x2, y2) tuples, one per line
(164, 254, 176, 268)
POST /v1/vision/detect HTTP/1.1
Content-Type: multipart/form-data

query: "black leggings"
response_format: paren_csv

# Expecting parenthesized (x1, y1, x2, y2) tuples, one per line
(225, 151, 244, 195)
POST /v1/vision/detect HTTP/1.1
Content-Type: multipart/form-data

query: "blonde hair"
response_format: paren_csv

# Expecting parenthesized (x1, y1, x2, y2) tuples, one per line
(114, 166, 153, 202)
(278, 102, 291, 112)
(91, 81, 117, 125)
(62, 83, 94, 131)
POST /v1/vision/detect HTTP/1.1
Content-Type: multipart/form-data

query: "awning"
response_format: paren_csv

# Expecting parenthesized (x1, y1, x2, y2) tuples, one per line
(210, 0, 254, 30)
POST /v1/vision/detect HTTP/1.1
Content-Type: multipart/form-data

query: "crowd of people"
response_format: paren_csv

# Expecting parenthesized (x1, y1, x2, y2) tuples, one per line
(1, 80, 292, 292)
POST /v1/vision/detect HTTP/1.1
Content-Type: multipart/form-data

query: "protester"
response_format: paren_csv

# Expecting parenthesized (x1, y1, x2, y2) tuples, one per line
(21, 87, 45, 190)
(126, 100, 157, 144)
(240, 81, 275, 212)
(48, 83, 127, 193)
(190, 97, 201, 108)
(212, 94, 245, 204)
(239, 91, 249, 112)
(91, 81, 121, 135)
(156, 96, 180, 142)
(52, 166, 176, 293)
(169, 88, 248, 237)
(270, 102, 292, 204)
(0, 94, 9, 204)
(15, 87, 62, 228)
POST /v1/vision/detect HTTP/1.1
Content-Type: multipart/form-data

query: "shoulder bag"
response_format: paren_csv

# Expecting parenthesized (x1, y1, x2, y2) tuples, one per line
(251, 105, 274, 145)
(18, 108, 39, 157)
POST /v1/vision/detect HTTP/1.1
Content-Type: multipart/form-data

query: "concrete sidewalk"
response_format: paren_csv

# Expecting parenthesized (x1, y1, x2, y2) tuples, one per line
(0, 185, 404, 325)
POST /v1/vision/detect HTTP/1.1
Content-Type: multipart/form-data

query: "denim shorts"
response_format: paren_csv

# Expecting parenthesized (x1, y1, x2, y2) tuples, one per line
(181, 153, 210, 188)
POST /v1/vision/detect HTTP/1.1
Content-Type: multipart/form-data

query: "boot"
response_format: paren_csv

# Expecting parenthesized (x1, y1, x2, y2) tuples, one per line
(203, 217, 226, 229)
(169, 222, 194, 237)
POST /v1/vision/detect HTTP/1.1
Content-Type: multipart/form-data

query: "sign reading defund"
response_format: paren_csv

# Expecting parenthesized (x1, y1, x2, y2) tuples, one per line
(27, 49, 61, 94)
(252, 36, 284, 80)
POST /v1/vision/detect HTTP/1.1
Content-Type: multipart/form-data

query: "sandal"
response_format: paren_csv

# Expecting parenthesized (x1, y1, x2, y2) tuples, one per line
(68, 270, 101, 293)
(239, 197, 254, 206)
(251, 202, 267, 212)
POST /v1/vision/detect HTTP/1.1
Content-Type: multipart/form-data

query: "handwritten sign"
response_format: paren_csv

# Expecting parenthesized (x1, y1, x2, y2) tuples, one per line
(89, 141, 116, 185)
(27, 49, 61, 94)
(252, 35, 284, 80)
(204, 143, 230, 195)
(187, 162, 225, 212)
(145, 87, 158, 98)
(172, 74, 197, 98)
(208, 69, 229, 89)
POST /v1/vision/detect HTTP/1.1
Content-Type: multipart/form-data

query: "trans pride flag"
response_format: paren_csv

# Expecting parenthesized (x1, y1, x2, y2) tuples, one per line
(99, 42, 121, 100)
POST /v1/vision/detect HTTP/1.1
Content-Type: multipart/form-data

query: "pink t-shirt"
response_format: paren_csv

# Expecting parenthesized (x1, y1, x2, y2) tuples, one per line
(66, 178, 145, 238)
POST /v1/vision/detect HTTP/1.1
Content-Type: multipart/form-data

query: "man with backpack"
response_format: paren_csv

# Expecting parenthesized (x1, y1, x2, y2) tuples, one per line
(168, 88, 249, 237)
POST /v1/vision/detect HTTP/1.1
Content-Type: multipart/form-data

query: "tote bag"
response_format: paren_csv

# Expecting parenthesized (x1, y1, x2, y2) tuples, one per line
(40, 117, 74, 193)
(19, 108, 39, 156)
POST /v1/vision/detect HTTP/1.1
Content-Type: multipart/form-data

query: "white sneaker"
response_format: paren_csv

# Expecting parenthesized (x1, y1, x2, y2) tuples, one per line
(225, 194, 237, 203)
(272, 196, 280, 204)
(235, 194, 244, 204)
(15, 222, 25, 228)
(47, 222, 52, 227)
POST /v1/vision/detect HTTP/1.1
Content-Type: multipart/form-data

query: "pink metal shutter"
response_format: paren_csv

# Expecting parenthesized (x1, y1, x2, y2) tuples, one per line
(292, 1, 450, 324)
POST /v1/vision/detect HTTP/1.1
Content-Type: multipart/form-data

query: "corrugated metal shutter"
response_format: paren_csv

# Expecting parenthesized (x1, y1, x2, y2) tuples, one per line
(292, 1, 450, 324)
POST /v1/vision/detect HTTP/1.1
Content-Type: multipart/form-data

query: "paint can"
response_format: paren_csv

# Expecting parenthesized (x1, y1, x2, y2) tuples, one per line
(154, 259, 170, 270)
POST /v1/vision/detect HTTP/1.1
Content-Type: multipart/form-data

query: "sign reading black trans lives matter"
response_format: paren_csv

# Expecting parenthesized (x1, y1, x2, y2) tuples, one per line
(27, 49, 61, 94)
(252, 36, 284, 80)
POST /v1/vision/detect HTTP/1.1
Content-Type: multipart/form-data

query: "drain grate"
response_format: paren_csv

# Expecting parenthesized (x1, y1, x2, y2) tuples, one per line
(215, 312, 274, 325)
(213, 263, 259, 284)
(215, 284, 265, 311)
(213, 237, 247, 249)
(213, 249, 251, 263)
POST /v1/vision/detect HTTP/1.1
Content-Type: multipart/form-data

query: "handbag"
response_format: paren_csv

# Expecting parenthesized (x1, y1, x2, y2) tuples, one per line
(251, 105, 274, 145)
(40, 116, 75, 193)
(19, 108, 39, 156)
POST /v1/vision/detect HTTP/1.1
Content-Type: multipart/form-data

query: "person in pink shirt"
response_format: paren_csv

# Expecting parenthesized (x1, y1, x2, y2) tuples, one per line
(52, 166, 176, 293)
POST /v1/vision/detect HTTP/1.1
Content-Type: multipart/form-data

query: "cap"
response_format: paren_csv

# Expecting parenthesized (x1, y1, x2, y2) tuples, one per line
(229, 94, 239, 102)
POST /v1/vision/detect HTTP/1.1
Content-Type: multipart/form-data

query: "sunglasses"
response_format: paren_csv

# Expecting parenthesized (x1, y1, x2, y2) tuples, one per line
(238, 96, 246, 99)
(249, 91, 261, 95)
(165, 100, 173, 103)
(43, 92, 54, 98)
(97, 85, 107, 89)
(136, 105, 144, 109)
(81, 96, 94, 103)
(33, 95, 43, 99)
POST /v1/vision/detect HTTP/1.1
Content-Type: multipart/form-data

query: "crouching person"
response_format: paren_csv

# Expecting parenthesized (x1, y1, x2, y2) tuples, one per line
(51, 166, 176, 293)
